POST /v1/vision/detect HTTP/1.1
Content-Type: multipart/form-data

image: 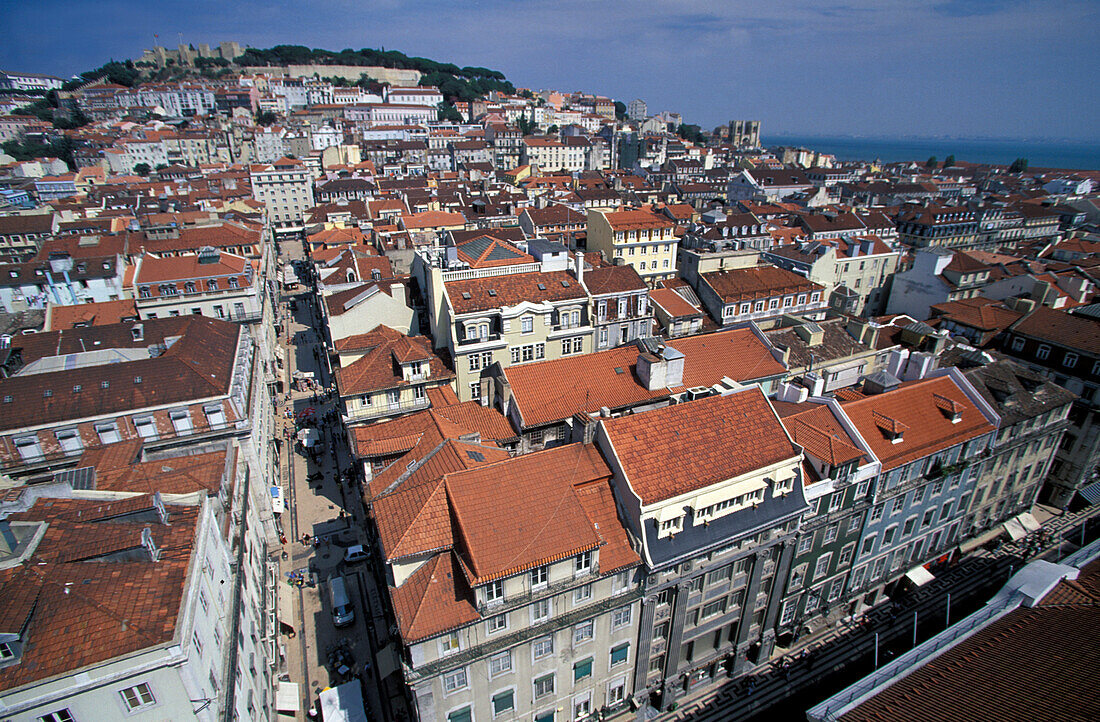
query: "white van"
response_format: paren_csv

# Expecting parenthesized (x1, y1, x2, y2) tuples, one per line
(328, 576, 355, 627)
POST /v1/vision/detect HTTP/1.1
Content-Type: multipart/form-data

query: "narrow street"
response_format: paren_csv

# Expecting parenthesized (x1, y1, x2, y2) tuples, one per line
(273, 237, 403, 722)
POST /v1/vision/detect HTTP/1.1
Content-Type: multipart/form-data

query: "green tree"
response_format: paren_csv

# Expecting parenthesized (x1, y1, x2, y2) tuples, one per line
(925, 156, 937, 169)
(547, 124, 559, 135)
(133, 163, 151, 176)
(256, 111, 278, 126)
(676, 124, 706, 144)
(614, 100, 627, 121)
(1009, 157, 1029, 173)
(943, 154, 956, 168)
(437, 102, 463, 123)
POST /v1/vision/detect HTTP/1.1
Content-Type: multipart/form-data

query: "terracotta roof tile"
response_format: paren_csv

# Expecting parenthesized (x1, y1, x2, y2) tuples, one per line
(701, 265, 824, 303)
(602, 388, 799, 505)
(389, 552, 479, 644)
(840, 375, 995, 471)
(446, 269, 585, 315)
(334, 326, 453, 396)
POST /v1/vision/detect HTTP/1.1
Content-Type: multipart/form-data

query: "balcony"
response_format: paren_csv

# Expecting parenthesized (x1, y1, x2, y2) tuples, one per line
(456, 332, 503, 348)
(345, 396, 430, 422)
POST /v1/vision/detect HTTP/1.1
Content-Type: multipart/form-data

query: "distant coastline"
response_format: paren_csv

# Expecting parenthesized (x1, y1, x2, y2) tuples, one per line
(762, 135, 1100, 171)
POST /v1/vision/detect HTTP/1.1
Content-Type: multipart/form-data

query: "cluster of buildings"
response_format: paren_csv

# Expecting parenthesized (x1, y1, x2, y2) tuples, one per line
(1, 49, 1099, 722)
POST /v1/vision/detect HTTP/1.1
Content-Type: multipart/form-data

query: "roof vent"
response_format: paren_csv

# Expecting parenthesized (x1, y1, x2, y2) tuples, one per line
(44, 389, 52, 398)
(461, 291, 471, 300)
(131, 323, 144, 342)
(134, 376, 142, 384)
(933, 393, 964, 423)
(488, 289, 497, 297)
(537, 283, 546, 290)
(561, 280, 570, 287)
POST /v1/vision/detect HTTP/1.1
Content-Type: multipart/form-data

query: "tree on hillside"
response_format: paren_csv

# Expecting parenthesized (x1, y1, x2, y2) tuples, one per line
(943, 154, 956, 168)
(614, 100, 627, 121)
(133, 163, 151, 176)
(925, 156, 937, 169)
(437, 103, 463, 123)
(1009, 157, 1029, 173)
(256, 111, 278, 126)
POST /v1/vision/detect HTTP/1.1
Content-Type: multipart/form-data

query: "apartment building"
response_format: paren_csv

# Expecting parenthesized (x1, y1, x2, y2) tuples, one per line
(586, 209, 678, 285)
(764, 235, 900, 317)
(249, 157, 316, 232)
(424, 248, 594, 402)
(952, 354, 1074, 539)
(335, 325, 455, 425)
(0, 251, 125, 313)
(582, 262, 653, 350)
(1002, 306, 1100, 507)
(886, 247, 991, 321)
(521, 137, 587, 173)
(896, 203, 982, 251)
(694, 265, 826, 330)
(596, 389, 807, 707)
(368, 439, 642, 722)
(130, 248, 262, 323)
(0, 213, 56, 260)
(837, 371, 999, 608)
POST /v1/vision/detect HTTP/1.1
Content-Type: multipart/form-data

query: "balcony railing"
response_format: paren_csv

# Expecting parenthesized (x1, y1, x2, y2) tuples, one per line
(346, 396, 430, 422)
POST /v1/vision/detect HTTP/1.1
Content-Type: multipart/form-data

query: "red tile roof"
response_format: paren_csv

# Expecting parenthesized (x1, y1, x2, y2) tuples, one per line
(782, 404, 866, 467)
(701, 265, 824, 303)
(335, 326, 453, 396)
(599, 208, 675, 231)
(840, 375, 995, 471)
(1011, 306, 1100, 356)
(389, 551, 480, 644)
(583, 264, 647, 295)
(602, 388, 799, 505)
(445, 269, 585, 315)
(506, 329, 785, 427)
(650, 287, 703, 318)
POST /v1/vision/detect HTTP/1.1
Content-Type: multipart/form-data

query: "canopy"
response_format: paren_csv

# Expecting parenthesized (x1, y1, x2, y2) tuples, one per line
(276, 681, 300, 713)
(319, 681, 369, 722)
(298, 428, 321, 447)
(270, 485, 285, 514)
(905, 565, 935, 587)
(1018, 512, 1041, 534)
(1004, 516, 1027, 541)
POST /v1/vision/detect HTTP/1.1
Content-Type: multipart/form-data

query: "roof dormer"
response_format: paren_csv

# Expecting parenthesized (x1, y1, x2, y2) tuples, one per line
(873, 410, 908, 444)
(933, 393, 964, 423)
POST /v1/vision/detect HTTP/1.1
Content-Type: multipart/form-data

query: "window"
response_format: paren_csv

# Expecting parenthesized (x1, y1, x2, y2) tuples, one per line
(611, 604, 632, 630)
(574, 657, 593, 682)
(574, 619, 595, 644)
(120, 683, 155, 711)
(441, 632, 460, 654)
(608, 677, 626, 706)
(489, 650, 512, 677)
(861, 534, 876, 557)
(521, 316, 534, 334)
(790, 563, 807, 590)
(798, 532, 815, 555)
(532, 598, 551, 622)
(40, 711, 75, 722)
(839, 542, 856, 566)
(610, 642, 629, 667)
(848, 512, 863, 533)
(535, 674, 555, 698)
(531, 565, 548, 588)
(870, 503, 885, 522)
(574, 584, 592, 604)
(56, 429, 83, 455)
(829, 491, 844, 512)
(94, 422, 121, 445)
(169, 410, 192, 434)
(487, 613, 508, 634)
(1037, 345, 1050, 361)
(701, 598, 727, 619)
(574, 690, 593, 720)
(1011, 337, 1025, 352)
(923, 509, 937, 529)
(813, 552, 832, 580)
(575, 551, 592, 574)
(443, 667, 468, 693)
(533, 635, 554, 659)
(824, 522, 840, 544)
(493, 689, 515, 716)
(192, 631, 204, 658)
(903, 516, 917, 536)
(883, 525, 898, 545)
(486, 579, 504, 604)
(448, 708, 472, 722)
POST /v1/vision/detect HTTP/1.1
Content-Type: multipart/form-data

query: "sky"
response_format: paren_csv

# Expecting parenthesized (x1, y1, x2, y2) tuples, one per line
(1, 0, 1098, 141)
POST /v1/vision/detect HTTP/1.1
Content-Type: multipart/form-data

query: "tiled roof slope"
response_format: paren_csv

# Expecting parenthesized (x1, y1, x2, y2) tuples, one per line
(335, 326, 453, 396)
(0, 316, 240, 431)
(1010, 306, 1100, 356)
(782, 404, 866, 467)
(838, 559, 1100, 722)
(446, 270, 585, 314)
(601, 388, 799, 505)
(583, 264, 647, 295)
(390, 552, 480, 644)
(505, 328, 785, 427)
(701, 265, 824, 303)
(0, 498, 199, 691)
(840, 375, 995, 471)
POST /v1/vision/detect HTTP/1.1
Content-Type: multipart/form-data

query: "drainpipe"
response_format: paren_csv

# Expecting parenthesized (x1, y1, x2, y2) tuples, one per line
(44, 271, 63, 305)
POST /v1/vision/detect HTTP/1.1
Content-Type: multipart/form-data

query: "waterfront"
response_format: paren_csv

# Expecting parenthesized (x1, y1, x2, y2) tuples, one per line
(763, 135, 1100, 171)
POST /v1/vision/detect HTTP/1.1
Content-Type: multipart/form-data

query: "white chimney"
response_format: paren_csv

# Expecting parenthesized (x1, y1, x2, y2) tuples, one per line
(575, 251, 584, 286)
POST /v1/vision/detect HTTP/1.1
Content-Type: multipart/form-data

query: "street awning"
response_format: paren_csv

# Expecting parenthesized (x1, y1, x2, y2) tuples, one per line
(276, 681, 300, 713)
(1018, 511, 1041, 534)
(905, 565, 935, 587)
(1004, 516, 1027, 541)
(297, 428, 321, 447)
(270, 485, 285, 514)
(958, 525, 1003, 554)
(1078, 480, 1100, 506)
(319, 681, 369, 722)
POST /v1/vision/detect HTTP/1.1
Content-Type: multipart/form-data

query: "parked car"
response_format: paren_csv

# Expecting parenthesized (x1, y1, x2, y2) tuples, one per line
(344, 545, 369, 564)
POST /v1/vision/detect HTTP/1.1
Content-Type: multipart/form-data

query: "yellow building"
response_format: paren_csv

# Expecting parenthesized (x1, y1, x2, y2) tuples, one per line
(586, 208, 678, 285)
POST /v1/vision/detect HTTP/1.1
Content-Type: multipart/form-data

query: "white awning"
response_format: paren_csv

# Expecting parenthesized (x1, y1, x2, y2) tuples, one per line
(276, 681, 300, 713)
(1018, 512, 1041, 534)
(904, 565, 935, 587)
(1004, 517, 1027, 541)
(692, 476, 768, 510)
(298, 428, 321, 446)
(319, 681, 369, 722)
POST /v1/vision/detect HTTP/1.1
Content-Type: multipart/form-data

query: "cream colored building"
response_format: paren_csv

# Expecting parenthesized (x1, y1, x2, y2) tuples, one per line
(249, 157, 315, 233)
(586, 209, 678, 285)
(765, 235, 900, 317)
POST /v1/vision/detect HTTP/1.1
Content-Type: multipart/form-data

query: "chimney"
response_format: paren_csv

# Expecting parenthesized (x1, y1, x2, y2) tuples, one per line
(575, 251, 584, 286)
(635, 352, 666, 391)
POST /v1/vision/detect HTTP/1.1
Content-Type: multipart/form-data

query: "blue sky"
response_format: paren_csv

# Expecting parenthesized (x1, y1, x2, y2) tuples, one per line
(1, 0, 1097, 140)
